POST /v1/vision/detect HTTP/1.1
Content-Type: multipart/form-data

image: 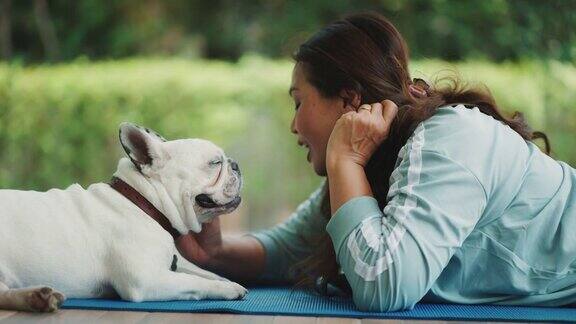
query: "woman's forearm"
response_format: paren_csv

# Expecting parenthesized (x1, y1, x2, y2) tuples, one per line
(208, 160, 373, 282)
(327, 160, 373, 215)
(205, 234, 266, 284)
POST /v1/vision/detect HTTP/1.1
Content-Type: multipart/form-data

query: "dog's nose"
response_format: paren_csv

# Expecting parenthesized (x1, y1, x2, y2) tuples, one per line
(230, 161, 240, 172)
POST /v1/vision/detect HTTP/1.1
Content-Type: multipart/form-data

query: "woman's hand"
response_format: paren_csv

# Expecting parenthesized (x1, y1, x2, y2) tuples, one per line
(326, 100, 398, 171)
(176, 218, 223, 267)
(177, 220, 268, 282)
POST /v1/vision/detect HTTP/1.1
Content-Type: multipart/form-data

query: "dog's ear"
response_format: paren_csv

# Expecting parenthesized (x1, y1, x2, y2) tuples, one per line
(119, 122, 168, 170)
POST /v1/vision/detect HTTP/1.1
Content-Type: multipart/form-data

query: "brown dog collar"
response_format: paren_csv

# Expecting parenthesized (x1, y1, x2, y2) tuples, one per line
(109, 176, 181, 240)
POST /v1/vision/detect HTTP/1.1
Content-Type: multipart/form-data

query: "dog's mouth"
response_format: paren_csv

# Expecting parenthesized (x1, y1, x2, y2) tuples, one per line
(195, 194, 241, 209)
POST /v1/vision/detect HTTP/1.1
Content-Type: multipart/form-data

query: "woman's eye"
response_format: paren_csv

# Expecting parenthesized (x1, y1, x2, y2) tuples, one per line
(294, 102, 301, 111)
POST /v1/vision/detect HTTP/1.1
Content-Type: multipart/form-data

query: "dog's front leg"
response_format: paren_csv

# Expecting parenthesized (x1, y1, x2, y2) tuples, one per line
(112, 271, 246, 302)
(173, 251, 230, 282)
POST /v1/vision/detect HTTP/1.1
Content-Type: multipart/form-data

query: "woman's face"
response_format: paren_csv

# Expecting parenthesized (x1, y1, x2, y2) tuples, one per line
(289, 63, 348, 176)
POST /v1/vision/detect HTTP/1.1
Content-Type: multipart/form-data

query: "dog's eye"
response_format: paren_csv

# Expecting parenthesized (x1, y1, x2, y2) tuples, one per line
(209, 160, 222, 166)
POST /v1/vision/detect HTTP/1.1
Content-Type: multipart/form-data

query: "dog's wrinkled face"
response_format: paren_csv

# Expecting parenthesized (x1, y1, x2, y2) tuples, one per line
(118, 122, 242, 232)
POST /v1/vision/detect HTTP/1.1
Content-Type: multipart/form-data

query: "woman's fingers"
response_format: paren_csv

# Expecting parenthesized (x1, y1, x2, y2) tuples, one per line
(380, 99, 398, 124)
(327, 100, 398, 168)
(371, 102, 383, 116)
(358, 104, 372, 114)
(352, 100, 397, 131)
(355, 101, 395, 119)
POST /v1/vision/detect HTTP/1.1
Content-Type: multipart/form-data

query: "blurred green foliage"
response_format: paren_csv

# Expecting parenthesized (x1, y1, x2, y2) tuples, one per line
(4, 0, 576, 63)
(0, 57, 574, 229)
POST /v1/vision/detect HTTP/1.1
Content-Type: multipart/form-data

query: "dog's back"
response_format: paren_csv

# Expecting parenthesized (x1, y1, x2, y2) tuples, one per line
(0, 183, 138, 297)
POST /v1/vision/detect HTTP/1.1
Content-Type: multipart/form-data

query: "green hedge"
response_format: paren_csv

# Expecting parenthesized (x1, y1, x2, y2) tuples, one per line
(0, 57, 574, 229)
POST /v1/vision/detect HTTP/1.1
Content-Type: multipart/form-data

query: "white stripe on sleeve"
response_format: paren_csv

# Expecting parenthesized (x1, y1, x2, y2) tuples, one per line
(347, 123, 426, 281)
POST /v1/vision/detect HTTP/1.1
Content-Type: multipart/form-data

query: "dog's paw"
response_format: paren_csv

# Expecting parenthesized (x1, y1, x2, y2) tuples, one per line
(229, 282, 248, 299)
(25, 287, 66, 312)
(217, 282, 247, 300)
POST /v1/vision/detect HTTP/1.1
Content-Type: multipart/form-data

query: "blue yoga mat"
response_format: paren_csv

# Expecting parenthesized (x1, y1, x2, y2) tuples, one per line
(62, 286, 576, 322)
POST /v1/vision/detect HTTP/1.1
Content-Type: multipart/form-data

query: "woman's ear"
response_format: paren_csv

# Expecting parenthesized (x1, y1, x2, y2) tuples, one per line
(339, 89, 361, 112)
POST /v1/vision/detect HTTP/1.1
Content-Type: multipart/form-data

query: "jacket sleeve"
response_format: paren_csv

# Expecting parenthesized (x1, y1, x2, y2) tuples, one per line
(249, 181, 328, 282)
(326, 148, 488, 312)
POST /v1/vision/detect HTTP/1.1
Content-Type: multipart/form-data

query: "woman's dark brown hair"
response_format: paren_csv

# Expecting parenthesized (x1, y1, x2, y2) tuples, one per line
(289, 12, 551, 292)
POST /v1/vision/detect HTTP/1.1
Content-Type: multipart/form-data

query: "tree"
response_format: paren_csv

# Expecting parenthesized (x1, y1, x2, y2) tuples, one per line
(0, 0, 12, 60)
(33, 0, 60, 61)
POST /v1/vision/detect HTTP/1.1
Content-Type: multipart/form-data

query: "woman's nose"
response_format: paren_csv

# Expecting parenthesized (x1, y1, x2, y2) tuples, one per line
(290, 116, 297, 134)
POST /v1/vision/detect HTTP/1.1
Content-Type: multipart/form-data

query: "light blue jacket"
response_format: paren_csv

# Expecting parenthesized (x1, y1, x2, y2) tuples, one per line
(251, 104, 576, 312)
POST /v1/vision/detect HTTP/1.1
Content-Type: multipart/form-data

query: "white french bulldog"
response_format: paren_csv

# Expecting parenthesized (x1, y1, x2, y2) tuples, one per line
(0, 122, 246, 312)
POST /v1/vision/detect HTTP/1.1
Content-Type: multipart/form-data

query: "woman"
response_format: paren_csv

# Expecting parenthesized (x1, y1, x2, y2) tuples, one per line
(176, 12, 576, 312)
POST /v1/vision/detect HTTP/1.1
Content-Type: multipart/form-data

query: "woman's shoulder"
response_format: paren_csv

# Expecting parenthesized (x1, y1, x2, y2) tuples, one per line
(423, 104, 496, 141)
(410, 104, 525, 158)
(398, 104, 534, 196)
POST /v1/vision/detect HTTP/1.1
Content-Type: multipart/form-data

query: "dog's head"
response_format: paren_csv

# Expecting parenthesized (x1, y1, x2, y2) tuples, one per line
(117, 122, 242, 233)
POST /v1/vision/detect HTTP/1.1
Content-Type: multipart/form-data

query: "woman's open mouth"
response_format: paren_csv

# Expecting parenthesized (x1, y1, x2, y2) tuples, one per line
(298, 140, 312, 163)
